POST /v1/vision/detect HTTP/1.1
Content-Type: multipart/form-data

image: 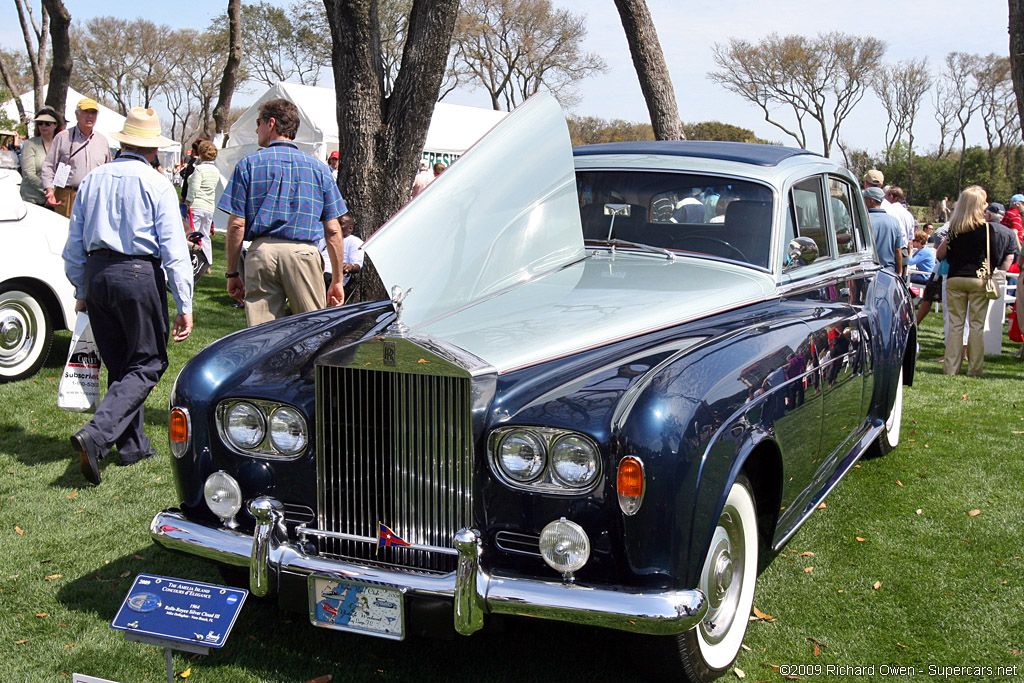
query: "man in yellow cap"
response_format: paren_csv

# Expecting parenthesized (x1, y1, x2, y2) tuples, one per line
(63, 107, 193, 485)
(41, 97, 111, 218)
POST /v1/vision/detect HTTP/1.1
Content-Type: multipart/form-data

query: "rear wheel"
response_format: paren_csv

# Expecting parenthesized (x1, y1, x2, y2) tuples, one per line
(649, 474, 759, 682)
(0, 285, 53, 383)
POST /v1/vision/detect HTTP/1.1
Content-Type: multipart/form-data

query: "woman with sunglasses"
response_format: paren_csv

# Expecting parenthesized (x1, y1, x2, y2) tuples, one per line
(20, 106, 65, 206)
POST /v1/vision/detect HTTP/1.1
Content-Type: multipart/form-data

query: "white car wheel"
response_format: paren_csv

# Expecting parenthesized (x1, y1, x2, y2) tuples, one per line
(883, 368, 903, 450)
(662, 474, 758, 682)
(0, 286, 52, 383)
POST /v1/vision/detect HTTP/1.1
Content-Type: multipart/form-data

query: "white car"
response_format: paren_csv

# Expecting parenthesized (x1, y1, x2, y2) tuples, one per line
(0, 169, 77, 382)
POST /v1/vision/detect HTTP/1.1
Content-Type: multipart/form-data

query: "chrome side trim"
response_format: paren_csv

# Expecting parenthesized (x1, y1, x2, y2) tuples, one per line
(151, 509, 708, 637)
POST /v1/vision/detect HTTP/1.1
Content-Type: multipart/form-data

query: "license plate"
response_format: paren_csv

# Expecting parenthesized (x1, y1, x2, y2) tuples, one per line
(308, 576, 405, 640)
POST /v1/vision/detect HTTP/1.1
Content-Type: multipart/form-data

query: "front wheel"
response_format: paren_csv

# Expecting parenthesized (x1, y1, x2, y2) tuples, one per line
(0, 285, 53, 383)
(648, 474, 759, 682)
(873, 367, 903, 457)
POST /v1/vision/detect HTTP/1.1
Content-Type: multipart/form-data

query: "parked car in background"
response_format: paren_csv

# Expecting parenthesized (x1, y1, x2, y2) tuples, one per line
(0, 170, 76, 382)
(151, 94, 915, 681)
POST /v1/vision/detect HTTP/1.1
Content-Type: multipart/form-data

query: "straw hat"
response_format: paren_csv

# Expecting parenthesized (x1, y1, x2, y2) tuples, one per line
(110, 107, 173, 148)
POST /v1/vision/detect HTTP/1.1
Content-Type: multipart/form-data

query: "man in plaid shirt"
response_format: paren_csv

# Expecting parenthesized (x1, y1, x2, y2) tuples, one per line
(219, 98, 347, 326)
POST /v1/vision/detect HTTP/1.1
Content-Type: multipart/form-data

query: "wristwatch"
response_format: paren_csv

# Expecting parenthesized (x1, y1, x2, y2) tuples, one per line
(225, 271, 239, 278)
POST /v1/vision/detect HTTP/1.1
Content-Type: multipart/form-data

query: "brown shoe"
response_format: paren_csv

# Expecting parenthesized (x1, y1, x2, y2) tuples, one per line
(72, 432, 101, 485)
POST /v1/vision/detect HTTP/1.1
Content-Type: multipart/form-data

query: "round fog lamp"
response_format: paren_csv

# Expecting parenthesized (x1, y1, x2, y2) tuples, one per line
(550, 434, 599, 487)
(539, 518, 590, 575)
(225, 401, 265, 450)
(204, 470, 242, 526)
(269, 406, 307, 455)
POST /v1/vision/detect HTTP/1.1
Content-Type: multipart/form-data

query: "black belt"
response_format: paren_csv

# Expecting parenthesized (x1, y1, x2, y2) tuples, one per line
(87, 248, 159, 263)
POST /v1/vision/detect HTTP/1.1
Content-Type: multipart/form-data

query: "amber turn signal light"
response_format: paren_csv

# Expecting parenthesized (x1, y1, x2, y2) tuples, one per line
(169, 407, 190, 458)
(616, 456, 645, 516)
(170, 408, 188, 442)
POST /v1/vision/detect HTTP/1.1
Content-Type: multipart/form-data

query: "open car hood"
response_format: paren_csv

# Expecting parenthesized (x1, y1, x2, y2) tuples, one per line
(363, 92, 584, 331)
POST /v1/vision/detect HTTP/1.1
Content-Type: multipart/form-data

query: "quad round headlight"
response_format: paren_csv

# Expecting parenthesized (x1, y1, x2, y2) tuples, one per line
(269, 406, 307, 455)
(497, 429, 547, 482)
(204, 470, 242, 526)
(224, 401, 265, 450)
(539, 518, 590, 574)
(550, 435, 600, 487)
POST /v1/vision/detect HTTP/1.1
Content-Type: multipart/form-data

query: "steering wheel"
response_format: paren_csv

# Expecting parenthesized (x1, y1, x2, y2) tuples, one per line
(671, 236, 748, 263)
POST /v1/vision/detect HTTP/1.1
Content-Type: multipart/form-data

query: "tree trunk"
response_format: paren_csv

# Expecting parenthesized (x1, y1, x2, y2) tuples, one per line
(41, 0, 71, 116)
(0, 57, 28, 123)
(1010, 0, 1024, 142)
(612, 0, 683, 140)
(325, 0, 458, 303)
(211, 0, 242, 139)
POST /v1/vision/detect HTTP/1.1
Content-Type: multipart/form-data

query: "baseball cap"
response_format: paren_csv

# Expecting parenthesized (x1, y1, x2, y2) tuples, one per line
(987, 202, 1005, 215)
(862, 187, 885, 202)
(77, 98, 99, 111)
(863, 169, 884, 187)
(329, 150, 339, 160)
(1011, 194, 1024, 204)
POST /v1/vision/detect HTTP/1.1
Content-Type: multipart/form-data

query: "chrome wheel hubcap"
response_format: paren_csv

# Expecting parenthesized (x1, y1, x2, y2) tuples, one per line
(699, 507, 745, 645)
(0, 300, 35, 368)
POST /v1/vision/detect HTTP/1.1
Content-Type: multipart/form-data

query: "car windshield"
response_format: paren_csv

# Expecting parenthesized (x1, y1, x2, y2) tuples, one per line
(576, 170, 774, 269)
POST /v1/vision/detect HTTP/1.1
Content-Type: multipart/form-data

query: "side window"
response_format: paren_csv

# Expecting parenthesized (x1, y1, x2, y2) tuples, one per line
(790, 177, 832, 260)
(827, 177, 859, 255)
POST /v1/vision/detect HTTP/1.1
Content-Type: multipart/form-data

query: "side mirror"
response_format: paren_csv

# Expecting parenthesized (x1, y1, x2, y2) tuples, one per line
(785, 236, 819, 270)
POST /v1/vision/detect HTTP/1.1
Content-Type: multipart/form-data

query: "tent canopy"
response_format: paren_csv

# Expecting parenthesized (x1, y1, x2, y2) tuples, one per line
(2, 86, 181, 164)
(226, 81, 507, 164)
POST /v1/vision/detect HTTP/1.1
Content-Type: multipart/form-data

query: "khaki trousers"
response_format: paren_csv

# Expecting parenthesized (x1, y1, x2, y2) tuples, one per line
(243, 237, 325, 327)
(53, 185, 77, 218)
(943, 276, 988, 377)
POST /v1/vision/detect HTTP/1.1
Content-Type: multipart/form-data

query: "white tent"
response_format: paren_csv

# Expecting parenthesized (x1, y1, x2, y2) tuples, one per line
(2, 86, 182, 168)
(218, 81, 507, 178)
(211, 82, 508, 231)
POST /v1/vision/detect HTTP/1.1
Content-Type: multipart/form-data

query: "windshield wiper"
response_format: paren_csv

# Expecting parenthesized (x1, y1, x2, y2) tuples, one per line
(605, 239, 675, 260)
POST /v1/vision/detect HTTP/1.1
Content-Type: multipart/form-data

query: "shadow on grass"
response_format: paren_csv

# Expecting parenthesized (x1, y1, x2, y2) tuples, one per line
(55, 546, 649, 682)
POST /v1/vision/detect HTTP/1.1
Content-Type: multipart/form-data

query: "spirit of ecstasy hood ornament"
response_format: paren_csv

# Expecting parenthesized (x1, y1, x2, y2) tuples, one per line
(385, 285, 413, 337)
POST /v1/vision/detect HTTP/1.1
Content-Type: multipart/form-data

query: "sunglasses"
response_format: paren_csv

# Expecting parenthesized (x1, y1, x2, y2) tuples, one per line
(37, 121, 55, 126)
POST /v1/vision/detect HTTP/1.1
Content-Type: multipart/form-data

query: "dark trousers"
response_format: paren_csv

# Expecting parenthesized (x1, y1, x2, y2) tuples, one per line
(80, 251, 169, 459)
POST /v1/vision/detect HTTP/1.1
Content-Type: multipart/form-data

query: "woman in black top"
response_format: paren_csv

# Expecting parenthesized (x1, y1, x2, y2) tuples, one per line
(935, 186, 998, 376)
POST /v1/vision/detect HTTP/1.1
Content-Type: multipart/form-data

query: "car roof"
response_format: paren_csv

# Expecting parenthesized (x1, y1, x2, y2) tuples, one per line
(572, 140, 820, 167)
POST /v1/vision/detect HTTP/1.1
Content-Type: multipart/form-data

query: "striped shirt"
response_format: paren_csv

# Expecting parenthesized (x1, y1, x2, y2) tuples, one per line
(218, 140, 346, 242)
(40, 126, 111, 189)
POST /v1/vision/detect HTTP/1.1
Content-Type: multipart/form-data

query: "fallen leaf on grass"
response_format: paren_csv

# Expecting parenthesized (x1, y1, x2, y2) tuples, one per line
(35, 613, 47, 618)
(856, 536, 866, 542)
(751, 607, 776, 622)
(66, 492, 78, 499)
(968, 509, 981, 517)
(63, 643, 75, 649)
(896, 480, 903, 486)
(804, 566, 814, 573)
(178, 667, 191, 678)
(733, 667, 745, 679)
(813, 643, 820, 655)
(740, 644, 751, 651)
(916, 509, 923, 515)
(817, 502, 827, 509)
(306, 676, 333, 683)
(799, 551, 815, 557)
(961, 394, 968, 401)
(134, 554, 144, 560)
(15, 526, 24, 535)
(1012, 648, 1020, 655)
(896, 642, 907, 649)
(873, 581, 882, 590)
(44, 574, 62, 581)
(120, 570, 131, 578)
(14, 639, 28, 644)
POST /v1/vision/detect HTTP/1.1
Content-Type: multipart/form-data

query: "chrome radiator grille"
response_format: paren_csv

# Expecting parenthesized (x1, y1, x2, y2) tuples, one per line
(315, 364, 473, 573)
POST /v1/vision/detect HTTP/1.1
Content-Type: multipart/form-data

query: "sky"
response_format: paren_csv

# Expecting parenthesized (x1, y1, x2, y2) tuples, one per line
(0, 0, 1014, 157)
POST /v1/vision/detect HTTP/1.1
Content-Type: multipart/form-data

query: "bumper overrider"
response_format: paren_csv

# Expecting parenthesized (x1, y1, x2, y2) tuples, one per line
(150, 497, 708, 637)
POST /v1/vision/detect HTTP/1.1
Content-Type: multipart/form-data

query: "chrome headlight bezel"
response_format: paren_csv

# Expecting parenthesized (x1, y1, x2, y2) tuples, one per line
(216, 399, 308, 459)
(488, 426, 602, 495)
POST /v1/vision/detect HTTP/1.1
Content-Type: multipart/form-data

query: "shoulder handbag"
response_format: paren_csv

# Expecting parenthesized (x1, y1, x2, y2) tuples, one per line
(978, 224, 1002, 300)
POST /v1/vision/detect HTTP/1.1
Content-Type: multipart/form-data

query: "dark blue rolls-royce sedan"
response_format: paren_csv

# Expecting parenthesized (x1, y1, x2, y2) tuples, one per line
(151, 93, 915, 681)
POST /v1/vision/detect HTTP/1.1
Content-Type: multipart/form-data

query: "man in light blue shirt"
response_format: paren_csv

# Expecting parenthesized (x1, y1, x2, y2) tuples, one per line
(63, 107, 193, 485)
(864, 186, 902, 274)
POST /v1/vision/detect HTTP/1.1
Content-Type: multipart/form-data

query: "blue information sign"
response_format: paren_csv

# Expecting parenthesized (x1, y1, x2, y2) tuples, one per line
(111, 574, 247, 648)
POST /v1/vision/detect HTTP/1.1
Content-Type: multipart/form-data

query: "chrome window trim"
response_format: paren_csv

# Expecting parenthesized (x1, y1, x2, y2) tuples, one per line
(488, 426, 603, 495)
(215, 398, 307, 460)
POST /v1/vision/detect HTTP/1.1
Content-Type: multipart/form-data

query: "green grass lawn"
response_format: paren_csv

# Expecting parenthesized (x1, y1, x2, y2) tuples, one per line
(1, 256, 1022, 681)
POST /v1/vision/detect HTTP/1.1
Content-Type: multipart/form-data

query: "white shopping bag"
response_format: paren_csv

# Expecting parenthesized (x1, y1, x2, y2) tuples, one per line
(58, 312, 102, 413)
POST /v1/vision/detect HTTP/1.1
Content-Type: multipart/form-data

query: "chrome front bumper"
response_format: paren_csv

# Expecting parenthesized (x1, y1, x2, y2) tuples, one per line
(150, 499, 708, 637)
